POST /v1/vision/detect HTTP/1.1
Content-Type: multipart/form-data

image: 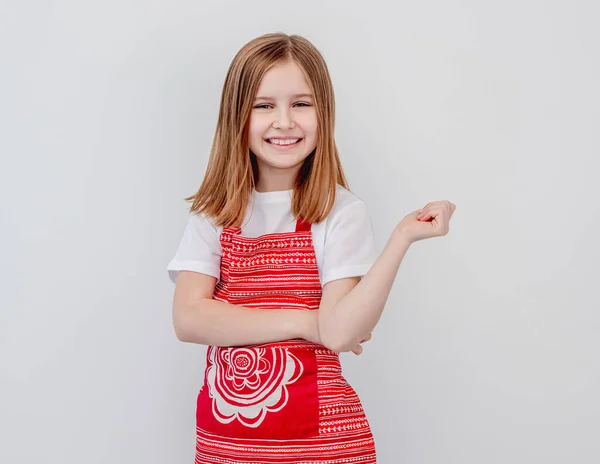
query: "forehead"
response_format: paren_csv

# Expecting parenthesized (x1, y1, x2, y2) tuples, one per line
(256, 60, 311, 97)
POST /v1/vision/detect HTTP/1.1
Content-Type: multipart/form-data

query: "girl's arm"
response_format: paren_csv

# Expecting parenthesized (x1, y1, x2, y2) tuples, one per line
(172, 271, 319, 347)
(317, 229, 411, 353)
(318, 201, 456, 353)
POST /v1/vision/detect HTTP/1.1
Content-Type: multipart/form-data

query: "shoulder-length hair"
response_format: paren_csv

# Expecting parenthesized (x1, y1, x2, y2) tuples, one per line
(185, 32, 349, 227)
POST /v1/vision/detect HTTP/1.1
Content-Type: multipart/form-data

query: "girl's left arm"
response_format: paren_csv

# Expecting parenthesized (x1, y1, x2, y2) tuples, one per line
(317, 229, 411, 353)
(317, 200, 456, 353)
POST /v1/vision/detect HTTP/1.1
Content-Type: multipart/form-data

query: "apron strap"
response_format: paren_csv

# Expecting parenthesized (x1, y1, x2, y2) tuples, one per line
(295, 218, 311, 232)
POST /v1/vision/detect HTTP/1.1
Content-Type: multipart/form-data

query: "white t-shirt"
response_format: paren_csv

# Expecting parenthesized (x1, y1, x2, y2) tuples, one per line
(167, 185, 379, 287)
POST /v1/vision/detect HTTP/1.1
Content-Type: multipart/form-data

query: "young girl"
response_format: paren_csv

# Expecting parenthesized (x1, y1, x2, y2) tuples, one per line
(168, 32, 455, 464)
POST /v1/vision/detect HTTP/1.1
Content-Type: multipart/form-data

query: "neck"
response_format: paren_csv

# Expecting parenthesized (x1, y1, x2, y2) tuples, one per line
(255, 165, 300, 193)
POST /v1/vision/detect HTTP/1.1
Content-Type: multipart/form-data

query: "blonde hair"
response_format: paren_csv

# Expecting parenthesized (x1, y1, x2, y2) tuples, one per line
(186, 32, 349, 227)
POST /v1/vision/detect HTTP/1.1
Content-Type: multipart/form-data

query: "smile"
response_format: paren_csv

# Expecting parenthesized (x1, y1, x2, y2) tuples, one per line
(265, 138, 302, 146)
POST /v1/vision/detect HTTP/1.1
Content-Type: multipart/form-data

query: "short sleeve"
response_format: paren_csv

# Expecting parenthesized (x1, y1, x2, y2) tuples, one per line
(166, 213, 222, 283)
(321, 200, 379, 285)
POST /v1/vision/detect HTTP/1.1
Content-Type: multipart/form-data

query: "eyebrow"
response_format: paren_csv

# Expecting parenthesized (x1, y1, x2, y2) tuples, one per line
(254, 93, 313, 100)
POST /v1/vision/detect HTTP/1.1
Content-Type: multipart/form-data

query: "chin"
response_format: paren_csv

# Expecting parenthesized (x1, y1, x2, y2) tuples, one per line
(252, 150, 314, 171)
(261, 156, 307, 170)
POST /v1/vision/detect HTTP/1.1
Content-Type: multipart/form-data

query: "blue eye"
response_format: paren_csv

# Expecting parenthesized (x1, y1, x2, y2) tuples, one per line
(254, 104, 272, 109)
(294, 102, 311, 107)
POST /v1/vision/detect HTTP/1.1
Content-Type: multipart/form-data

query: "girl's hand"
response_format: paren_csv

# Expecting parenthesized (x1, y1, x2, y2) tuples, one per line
(351, 333, 372, 355)
(395, 200, 456, 244)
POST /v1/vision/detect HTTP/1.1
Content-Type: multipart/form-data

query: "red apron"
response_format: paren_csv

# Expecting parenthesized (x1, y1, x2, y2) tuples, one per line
(195, 219, 376, 463)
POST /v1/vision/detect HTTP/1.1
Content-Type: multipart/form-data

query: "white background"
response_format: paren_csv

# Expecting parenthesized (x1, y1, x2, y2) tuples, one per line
(1, 1, 599, 463)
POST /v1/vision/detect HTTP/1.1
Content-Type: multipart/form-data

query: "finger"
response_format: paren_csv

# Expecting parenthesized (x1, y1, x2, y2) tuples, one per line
(418, 207, 440, 221)
(419, 201, 444, 212)
(421, 207, 448, 224)
(418, 202, 454, 221)
(417, 209, 430, 221)
(419, 201, 453, 215)
(360, 333, 372, 343)
(437, 201, 456, 214)
(422, 200, 456, 209)
(352, 344, 363, 355)
(430, 210, 450, 234)
(417, 204, 438, 219)
(419, 201, 438, 211)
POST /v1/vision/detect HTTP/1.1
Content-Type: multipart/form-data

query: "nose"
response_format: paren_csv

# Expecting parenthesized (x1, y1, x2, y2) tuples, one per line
(272, 107, 295, 130)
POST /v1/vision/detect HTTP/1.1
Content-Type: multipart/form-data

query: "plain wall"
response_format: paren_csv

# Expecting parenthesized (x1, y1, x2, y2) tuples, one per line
(1, 0, 599, 462)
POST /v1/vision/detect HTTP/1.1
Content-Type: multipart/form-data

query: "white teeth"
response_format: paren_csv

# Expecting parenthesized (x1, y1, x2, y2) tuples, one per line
(268, 138, 300, 146)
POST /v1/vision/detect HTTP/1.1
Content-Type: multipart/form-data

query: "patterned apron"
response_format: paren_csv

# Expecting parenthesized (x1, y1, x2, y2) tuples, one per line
(195, 219, 376, 463)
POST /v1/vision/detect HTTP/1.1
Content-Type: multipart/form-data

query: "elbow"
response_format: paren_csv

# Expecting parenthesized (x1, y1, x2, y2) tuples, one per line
(172, 303, 203, 344)
(173, 312, 192, 342)
(319, 328, 357, 353)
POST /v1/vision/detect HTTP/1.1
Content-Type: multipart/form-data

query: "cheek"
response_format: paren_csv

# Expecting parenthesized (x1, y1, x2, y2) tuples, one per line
(249, 113, 269, 135)
(248, 118, 268, 151)
(305, 123, 318, 149)
(298, 113, 318, 138)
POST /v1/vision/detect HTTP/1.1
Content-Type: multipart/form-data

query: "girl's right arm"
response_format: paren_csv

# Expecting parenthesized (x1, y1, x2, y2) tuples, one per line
(172, 270, 319, 347)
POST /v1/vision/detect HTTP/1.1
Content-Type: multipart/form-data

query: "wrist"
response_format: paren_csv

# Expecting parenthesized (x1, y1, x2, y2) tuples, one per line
(284, 309, 316, 341)
(297, 309, 320, 343)
(391, 226, 414, 247)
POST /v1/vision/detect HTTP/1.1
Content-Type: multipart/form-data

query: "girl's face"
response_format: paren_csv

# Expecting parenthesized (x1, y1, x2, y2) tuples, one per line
(248, 59, 318, 189)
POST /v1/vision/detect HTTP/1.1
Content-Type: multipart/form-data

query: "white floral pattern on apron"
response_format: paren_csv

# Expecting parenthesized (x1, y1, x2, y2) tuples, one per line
(206, 345, 304, 427)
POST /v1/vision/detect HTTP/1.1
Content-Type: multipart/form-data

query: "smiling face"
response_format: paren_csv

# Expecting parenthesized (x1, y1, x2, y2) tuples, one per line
(248, 59, 318, 191)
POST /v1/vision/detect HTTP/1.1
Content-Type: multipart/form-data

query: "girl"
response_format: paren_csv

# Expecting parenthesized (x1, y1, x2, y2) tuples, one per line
(168, 32, 456, 464)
